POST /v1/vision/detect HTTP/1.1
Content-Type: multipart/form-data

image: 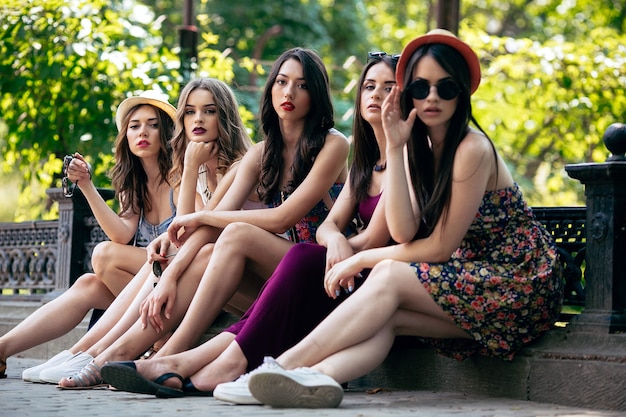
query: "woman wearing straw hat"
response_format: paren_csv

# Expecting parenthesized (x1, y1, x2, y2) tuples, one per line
(0, 91, 178, 379)
(242, 29, 563, 408)
(23, 79, 253, 385)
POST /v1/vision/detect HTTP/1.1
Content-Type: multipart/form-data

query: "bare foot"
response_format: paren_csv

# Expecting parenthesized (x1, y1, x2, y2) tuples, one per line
(134, 358, 183, 389)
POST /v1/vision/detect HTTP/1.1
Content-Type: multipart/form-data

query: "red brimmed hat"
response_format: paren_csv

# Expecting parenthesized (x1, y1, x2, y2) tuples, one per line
(396, 29, 481, 95)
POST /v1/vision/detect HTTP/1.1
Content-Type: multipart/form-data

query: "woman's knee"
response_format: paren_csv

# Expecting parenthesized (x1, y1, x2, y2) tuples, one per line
(217, 222, 258, 247)
(367, 259, 411, 292)
(72, 273, 107, 295)
(91, 241, 118, 275)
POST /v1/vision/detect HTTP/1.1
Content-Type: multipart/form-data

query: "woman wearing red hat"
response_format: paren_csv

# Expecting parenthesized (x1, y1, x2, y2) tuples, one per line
(243, 29, 564, 408)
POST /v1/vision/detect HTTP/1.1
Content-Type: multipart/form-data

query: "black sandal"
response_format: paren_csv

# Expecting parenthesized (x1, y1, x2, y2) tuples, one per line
(0, 357, 7, 379)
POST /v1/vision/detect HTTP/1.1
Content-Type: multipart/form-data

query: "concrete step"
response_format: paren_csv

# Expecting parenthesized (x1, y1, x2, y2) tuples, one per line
(350, 330, 626, 411)
(2, 300, 625, 411)
(0, 300, 91, 360)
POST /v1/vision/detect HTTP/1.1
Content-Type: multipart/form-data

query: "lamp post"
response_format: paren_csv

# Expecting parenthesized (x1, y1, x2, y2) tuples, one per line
(179, 0, 197, 85)
(437, 0, 460, 34)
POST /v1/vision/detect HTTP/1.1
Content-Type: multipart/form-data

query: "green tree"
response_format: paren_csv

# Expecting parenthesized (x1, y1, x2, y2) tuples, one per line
(0, 0, 241, 221)
(2, 0, 625, 220)
(362, 1, 625, 205)
(0, 0, 179, 220)
(468, 27, 626, 205)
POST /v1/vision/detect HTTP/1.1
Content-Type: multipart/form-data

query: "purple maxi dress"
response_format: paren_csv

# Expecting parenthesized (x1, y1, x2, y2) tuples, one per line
(225, 193, 381, 371)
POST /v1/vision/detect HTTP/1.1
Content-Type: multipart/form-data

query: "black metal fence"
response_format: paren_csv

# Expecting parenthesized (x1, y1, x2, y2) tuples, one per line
(0, 188, 114, 299)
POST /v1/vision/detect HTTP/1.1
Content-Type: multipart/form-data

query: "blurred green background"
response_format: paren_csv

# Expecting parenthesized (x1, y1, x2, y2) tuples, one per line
(1, 0, 625, 221)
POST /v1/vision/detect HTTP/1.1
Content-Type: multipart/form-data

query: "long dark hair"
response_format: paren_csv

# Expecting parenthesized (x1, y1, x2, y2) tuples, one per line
(111, 105, 174, 216)
(169, 78, 252, 190)
(400, 43, 495, 236)
(257, 47, 334, 203)
(350, 55, 397, 202)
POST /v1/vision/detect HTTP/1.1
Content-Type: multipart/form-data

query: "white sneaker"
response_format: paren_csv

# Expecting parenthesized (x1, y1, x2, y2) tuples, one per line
(213, 374, 261, 405)
(213, 356, 283, 405)
(38, 351, 94, 384)
(248, 364, 343, 408)
(22, 350, 74, 383)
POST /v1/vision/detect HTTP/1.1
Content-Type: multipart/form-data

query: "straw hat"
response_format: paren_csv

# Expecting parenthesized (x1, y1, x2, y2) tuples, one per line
(396, 29, 481, 95)
(115, 90, 177, 131)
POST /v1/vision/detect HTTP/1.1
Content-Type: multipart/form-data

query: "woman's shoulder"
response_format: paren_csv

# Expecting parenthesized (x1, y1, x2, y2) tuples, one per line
(457, 129, 495, 157)
(242, 142, 265, 160)
(325, 127, 349, 142)
(323, 128, 350, 152)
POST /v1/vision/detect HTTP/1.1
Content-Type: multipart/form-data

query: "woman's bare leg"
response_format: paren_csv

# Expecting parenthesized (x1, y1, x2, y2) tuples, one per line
(0, 273, 115, 359)
(91, 241, 147, 295)
(155, 223, 293, 357)
(68, 262, 153, 354)
(184, 338, 248, 390)
(79, 243, 216, 366)
(275, 259, 471, 381)
(58, 244, 218, 387)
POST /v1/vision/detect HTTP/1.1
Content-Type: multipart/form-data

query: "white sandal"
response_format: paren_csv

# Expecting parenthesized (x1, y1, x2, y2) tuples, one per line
(57, 361, 108, 390)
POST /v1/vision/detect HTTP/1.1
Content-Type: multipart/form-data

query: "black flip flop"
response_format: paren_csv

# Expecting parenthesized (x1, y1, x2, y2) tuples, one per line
(101, 361, 184, 398)
(0, 358, 6, 379)
(182, 377, 213, 397)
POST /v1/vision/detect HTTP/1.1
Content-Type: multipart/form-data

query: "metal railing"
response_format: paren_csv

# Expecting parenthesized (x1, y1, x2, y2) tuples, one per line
(0, 187, 114, 299)
(0, 191, 587, 316)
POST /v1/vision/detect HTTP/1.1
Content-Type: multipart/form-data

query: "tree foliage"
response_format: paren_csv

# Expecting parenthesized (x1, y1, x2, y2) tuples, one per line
(0, 0, 238, 220)
(1, 0, 625, 220)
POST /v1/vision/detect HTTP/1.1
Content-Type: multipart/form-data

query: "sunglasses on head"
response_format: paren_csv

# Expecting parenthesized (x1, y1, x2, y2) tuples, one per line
(367, 51, 401, 64)
(408, 78, 460, 101)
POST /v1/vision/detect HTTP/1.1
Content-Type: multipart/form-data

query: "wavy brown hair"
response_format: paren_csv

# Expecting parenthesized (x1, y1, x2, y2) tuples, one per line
(257, 47, 334, 203)
(110, 105, 174, 217)
(169, 78, 252, 190)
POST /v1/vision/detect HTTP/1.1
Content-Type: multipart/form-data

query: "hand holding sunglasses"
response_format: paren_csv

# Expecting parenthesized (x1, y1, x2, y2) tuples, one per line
(62, 154, 92, 198)
(152, 253, 176, 287)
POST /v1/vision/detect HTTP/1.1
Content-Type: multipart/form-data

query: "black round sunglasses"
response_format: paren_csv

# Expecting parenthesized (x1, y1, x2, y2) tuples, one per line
(408, 79, 460, 100)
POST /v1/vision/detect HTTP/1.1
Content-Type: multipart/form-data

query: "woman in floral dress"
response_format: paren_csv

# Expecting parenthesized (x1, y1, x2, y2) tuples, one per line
(243, 29, 564, 409)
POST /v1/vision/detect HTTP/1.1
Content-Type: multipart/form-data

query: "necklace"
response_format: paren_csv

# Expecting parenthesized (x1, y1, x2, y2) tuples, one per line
(197, 164, 214, 203)
(373, 161, 387, 172)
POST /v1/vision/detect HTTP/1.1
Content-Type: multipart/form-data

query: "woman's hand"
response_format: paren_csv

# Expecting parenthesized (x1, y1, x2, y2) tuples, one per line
(184, 139, 219, 169)
(66, 153, 92, 186)
(382, 86, 417, 149)
(324, 254, 364, 299)
(324, 235, 354, 274)
(139, 275, 177, 333)
(146, 233, 173, 262)
(167, 212, 203, 247)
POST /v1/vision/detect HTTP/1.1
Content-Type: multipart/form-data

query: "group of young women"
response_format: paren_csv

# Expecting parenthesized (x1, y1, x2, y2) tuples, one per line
(0, 29, 563, 409)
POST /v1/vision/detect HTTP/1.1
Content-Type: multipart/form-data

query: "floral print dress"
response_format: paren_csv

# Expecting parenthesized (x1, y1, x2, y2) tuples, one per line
(268, 183, 344, 243)
(410, 183, 563, 360)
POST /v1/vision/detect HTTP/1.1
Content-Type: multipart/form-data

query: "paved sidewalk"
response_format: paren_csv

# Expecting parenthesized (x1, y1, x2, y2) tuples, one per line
(2, 357, 625, 417)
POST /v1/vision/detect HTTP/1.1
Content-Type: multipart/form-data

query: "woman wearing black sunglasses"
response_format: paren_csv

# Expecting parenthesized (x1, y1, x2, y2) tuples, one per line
(243, 29, 564, 409)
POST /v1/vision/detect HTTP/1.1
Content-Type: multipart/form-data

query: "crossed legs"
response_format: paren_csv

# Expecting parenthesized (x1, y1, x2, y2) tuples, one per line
(272, 259, 472, 384)
(154, 222, 293, 358)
